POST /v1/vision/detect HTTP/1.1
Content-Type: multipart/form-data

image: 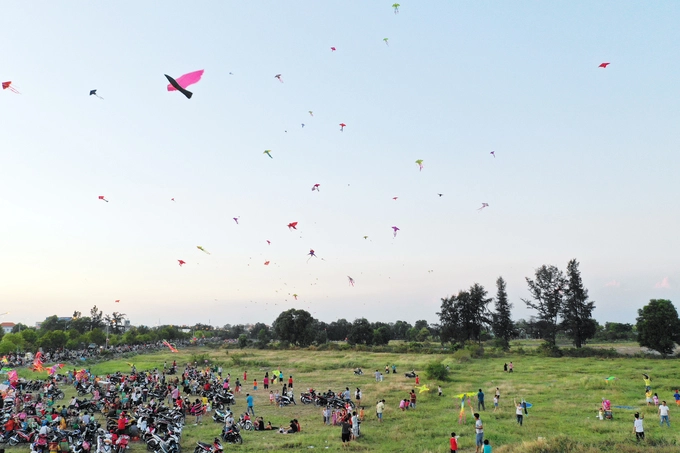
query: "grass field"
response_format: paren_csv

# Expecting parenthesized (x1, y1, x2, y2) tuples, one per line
(9, 346, 680, 452)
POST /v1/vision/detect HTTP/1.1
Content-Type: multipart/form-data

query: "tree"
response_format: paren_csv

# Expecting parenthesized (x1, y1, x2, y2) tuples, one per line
(414, 320, 429, 331)
(327, 319, 351, 341)
(238, 334, 248, 349)
(105, 312, 127, 334)
(89, 306, 104, 330)
(20, 329, 38, 347)
(257, 328, 271, 348)
(249, 323, 270, 340)
(438, 284, 491, 344)
(272, 309, 318, 347)
(40, 330, 67, 350)
(561, 259, 597, 348)
(11, 323, 28, 333)
(0, 333, 25, 354)
(70, 317, 91, 334)
(41, 315, 66, 332)
(522, 265, 565, 346)
(373, 326, 391, 346)
(347, 318, 373, 345)
(636, 299, 680, 355)
(391, 321, 412, 340)
(492, 276, 514, 350)
(88, 328, 106, 346)
(416, 327, 430, 342)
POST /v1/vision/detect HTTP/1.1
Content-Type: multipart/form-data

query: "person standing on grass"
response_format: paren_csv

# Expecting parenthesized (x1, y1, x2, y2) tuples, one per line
(477, 389, 485, 411)
(438, 385, 443, 397)
(376, 399, 385, 422)
(410, 390, 417, 409)
(493, 394, 499, 412)
(474, 413, 484, 453)
(341, 418, 351, 447)
(449, 432, 458, 453)
(674, 389, 680, 407)
(246, 393, 255, 416)
(659, 401, 670, 427)
(288, 375, 293, 390)
(633, 412, 644, 441)
(514, 399, 523, 426)
(375, 370, 380, 382)
(264, 374, 269, 390)
(508, 362, 513, 373)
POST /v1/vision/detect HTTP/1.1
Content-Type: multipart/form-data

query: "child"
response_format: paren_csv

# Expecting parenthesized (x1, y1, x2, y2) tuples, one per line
(359, 406, 365, 421)
(633, 412, 644, 441)
(449, 432, 458, 453)
(438, 385, 443, 397)
(269, 391, 275, 405)
(493, 395, 499, 412)
(415, 375, 420, 385)
(646, 390, 653, 406)
(331, 409, 337, 426)
(483, 439, 492, 453)
(598, 407, 604, 420)
(674, 389, 680, 406)
(253, 379, 258, 391)
(653, 393, 659, 406)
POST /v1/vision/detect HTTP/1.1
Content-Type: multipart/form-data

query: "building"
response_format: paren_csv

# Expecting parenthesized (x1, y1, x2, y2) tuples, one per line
(1, 322, 15, 334)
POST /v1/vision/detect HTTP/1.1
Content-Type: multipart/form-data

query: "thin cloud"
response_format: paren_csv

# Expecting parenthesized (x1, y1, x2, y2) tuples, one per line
(604, 280, 621, 288)
(654, 277, 671, 289)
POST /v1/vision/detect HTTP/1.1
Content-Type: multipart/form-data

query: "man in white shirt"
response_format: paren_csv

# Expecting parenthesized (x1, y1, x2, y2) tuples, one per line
(659, 401, 670, 427)
(633, 412, 644, 441)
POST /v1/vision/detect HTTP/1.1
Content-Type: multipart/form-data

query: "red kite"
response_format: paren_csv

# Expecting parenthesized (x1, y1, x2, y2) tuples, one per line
(287, 222, 298, 230)
(599, 62, 610, 68)
(2, 81, 20, 94)
(98, 196, 109, 203)
(178, 260, 186, 266)
(312, 184, 320, 192)
(339, 123, 346, 131)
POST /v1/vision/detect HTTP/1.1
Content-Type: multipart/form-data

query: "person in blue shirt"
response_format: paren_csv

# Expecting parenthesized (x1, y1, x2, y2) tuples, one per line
(246, 393, 255, 416)
(674, 389, 680, 407)
(477, 389, 485, 411)
(483, 439, 492, 453)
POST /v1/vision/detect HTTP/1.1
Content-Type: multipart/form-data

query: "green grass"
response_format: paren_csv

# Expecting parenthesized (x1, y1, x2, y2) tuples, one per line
(8, 347, 680, 452)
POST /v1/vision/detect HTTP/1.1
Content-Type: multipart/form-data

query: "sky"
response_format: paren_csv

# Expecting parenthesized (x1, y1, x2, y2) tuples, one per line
(1, 1, 679, 328)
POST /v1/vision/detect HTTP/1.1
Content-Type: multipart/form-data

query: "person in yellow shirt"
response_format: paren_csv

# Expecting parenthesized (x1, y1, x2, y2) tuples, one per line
(646, 390, 653, 406)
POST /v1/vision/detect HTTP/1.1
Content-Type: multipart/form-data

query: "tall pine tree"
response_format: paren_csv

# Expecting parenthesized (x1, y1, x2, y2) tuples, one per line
(522, 265, 565, 347)
(492, 276, 514, 350)
(561, 259, 597, 348)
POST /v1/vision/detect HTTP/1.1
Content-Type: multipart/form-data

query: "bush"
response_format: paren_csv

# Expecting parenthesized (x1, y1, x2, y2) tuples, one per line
(537, 341, 563, 357)
(561, 347, 620, 358)
(424, 361, 450, 381)
(453, 349, 471, 363)
(465, 342, 484, 358)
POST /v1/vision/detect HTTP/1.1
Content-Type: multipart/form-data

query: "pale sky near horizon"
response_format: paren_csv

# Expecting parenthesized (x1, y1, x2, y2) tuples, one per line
(1, 1, 679, 329)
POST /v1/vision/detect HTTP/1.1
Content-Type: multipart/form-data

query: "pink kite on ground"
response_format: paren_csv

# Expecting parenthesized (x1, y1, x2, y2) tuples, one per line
(166, 70, 204, 92)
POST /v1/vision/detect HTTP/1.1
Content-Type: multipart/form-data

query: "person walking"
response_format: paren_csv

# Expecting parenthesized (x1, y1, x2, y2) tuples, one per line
(659, 401, 670, 427)
(376, 399, 385, 422)
(477, 389, 485, 411)
(449, 432, 458, 453)
(514, 399, 524, 425)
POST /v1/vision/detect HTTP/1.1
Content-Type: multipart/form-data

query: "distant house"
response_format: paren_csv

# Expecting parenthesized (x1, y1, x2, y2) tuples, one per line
(1, 322, 16, 334)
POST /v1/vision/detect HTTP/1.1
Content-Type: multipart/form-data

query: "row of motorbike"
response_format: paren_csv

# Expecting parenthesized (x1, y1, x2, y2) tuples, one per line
(299, 389, 356, 409)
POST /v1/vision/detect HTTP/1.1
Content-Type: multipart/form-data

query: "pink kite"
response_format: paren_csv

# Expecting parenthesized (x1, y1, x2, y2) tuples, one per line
(167, 70, 204, 92)
(264, 260, 270, 265)
(98, 195, 109, 203)
(331, 47, 336, 52)
(178, 260, 186, 266)
(307, 249, 317, 263)
(392, 226, 400, 238)
(266, 240, 271, 245)
(233, 217, 239, 224)
(490, 151, 495, 158)
(348, 276, 355, 286)
(312, 183, 320, 192)
(477, 203, 489, 211)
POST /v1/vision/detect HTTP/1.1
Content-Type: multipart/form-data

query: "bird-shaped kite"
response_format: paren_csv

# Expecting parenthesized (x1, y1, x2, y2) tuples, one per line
(490, 151, 495, 158)
(348, 276, 355, 287)
(307, 249, 317, 262)
(233, 217, 239, 224)
(309, 111, 313, 116)
(392, 3, 400, 14)
(599, 62, 610, 68)
(339, 123, 346, 131)
(293, 294, 298, 300)
(383, 38, 389, 46)
(98, 196, 109, 203)
(263, 150, 273, 159)
(197, 246, 211, 254)
(415, 159, 424, 171)
(287, 222, 298, 230)
(477, 203, 489, 211)
(275, 74, 283, 83)
(89, 89, 103, 99)
(311, 183, 320, 192)
(392, 226, 400, 238)
(165, 69, 204, 99)
(2, 81, 20, 94)
(178, 260, 186, 267)
(331, 47, 336, 52)
(264, 261, 270, 266)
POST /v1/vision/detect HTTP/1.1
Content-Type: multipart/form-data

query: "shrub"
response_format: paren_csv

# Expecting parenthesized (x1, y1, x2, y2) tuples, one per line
(424, 361, 450, 381)
(465, 342, 484, 358)
(453, 349, 471, 363)
(537, 342, 563, 357)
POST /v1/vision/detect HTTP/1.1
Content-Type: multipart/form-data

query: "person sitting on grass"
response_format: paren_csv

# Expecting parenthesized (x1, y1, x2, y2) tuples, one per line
(265, 421, 275, 430)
